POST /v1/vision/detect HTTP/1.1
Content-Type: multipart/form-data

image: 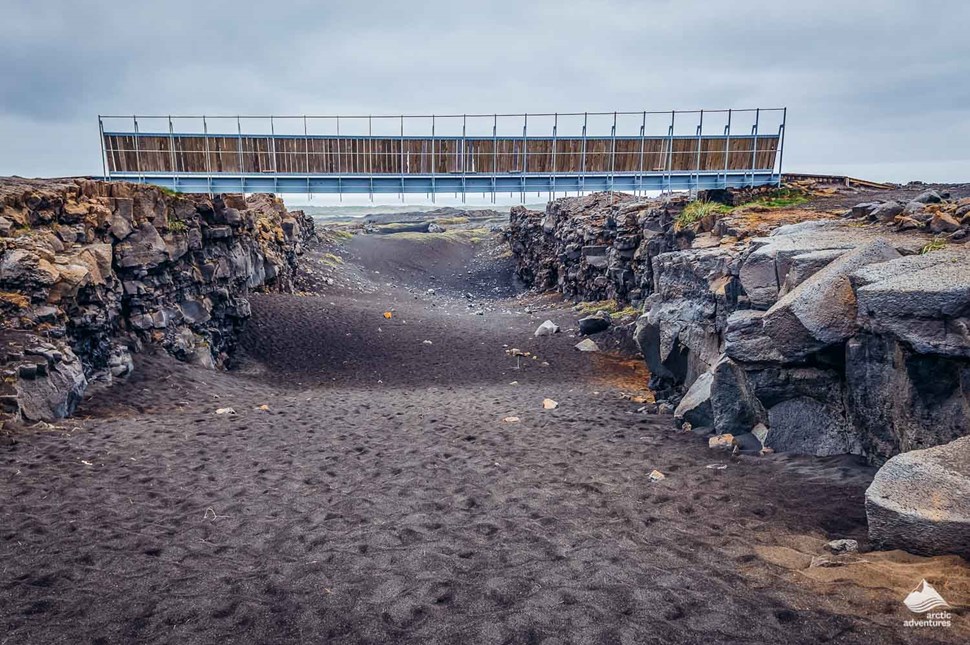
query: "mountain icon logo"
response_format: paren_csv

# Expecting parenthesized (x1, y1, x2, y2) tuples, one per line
(904, 580, 951, 614)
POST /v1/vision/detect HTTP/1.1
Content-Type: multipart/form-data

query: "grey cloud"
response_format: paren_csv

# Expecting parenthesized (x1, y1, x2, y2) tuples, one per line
(1, 0, 968, 182)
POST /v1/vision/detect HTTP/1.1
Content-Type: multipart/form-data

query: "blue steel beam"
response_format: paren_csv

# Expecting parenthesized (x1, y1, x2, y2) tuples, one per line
(107, 172, 780, 195)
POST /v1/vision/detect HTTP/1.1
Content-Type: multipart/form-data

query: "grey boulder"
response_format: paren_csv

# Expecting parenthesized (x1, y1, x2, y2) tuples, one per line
(866, 436, 970, 558)
(578, 311, 611, 335)
(534, 320, 560, 337)
(760, 240, 901, 361)
(869, 201, 904, 222)
(852, 248, 970, 357)
(673, 370, 714, 427)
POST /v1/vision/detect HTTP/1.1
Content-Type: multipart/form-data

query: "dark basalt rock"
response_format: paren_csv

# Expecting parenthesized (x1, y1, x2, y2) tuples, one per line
(0, 178, 315, 422)
(508, 190, 970, 466)
(578, 312, 611, 335)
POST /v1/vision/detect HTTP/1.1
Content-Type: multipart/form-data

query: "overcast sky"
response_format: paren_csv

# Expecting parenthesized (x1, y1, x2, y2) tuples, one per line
(3, 0, 968, 199)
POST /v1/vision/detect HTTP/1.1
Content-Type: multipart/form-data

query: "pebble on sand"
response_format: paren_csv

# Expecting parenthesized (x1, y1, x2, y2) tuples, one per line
(543, 398, 559, 410)
(824, 539, 859, 554)
(215, 407, 236, 415)
(709, 434, 735, 449)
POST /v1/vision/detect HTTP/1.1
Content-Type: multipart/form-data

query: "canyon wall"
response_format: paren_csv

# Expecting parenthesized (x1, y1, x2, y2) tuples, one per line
(0, 178, 314, 422)
(508, 189, 970, 465)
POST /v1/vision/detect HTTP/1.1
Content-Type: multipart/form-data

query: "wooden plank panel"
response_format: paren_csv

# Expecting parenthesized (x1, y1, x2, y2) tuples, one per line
(108, 133, 780, 176)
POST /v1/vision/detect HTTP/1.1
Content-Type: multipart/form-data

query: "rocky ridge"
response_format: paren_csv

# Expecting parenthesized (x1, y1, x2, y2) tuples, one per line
(509, 187, 969, 462)
(0, 178, 314, 422)
(509, 184, 970, 557)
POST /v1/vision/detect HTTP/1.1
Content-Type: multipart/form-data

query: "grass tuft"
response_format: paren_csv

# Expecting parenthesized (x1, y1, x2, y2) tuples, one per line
(746, 188, 810, 209)
(675, 200, 730, 230)
(167, 219, 188, 233)
(320, 252, 344, 267)
(920, 238, 947, 254)
(433, 216, 470, 226)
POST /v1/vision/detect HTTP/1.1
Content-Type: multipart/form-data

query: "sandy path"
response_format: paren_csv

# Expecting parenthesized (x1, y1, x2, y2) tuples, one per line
(1, 231, 967, 644)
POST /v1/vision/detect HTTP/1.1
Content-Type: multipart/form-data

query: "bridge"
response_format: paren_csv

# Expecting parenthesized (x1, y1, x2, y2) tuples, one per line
(99, 109, 786, 199)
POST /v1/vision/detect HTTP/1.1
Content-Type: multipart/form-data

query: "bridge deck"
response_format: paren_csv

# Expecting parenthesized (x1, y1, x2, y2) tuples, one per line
(100, 110, 786, 195)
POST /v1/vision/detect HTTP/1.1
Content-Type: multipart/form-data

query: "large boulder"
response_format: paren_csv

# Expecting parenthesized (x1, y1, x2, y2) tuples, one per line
(737, 221, 921, 311)
(739, 222, 864, 309)
(869, 201, 904, 223)
(866, 436, 970, 558)
(578, 311, 611, 335)
(16, 354, 87, 421)
(759, 240, 901, 362)
(673, 370, 714, 428)
(709, 357, 766, 434)
(912, 189, 943, 204)
(851, 249, 970, 357)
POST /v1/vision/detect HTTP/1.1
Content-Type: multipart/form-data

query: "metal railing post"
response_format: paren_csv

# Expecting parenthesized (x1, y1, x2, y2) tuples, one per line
(368, 115, 373, 201)
(431, 114, 436, 203)
(461, 114, 467, 202)
(202, 116, 212, 196)
(694, 110, 704, 194)
(336, 116, 342, 201)
(521, 113, 528, 201)
(304, 116, 311, 197)
(98, 116, 107, 179)
(168, 116, 177, 191)
(400, 115, 405, 200)
(551, 113, 558, 200)
(492, 114, 497, 204)
(609, 111, 617, 200)
(237, 117, 244, 184)
(580, 112, 587, 196)
(723, 109, 732, 188)
(133, 115, 142, 182)
(637, 111, 646, 197)
(750, 108, 760, 186)
(269, 116, 277, 175)
(776, 107, 787, 185)
(665, 111, 675, 195)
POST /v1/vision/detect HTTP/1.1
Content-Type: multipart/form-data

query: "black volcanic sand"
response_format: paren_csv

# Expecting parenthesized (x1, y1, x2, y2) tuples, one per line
(2, 230, 969, 644)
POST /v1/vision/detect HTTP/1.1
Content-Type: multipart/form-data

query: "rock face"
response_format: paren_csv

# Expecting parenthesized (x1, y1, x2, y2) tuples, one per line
(0, 178, 314, 421)
(866, 436, 970, 559)
(658, 221, 966, 462)
(508, 189, 970, 465)
(511, 186, 970, 557)
(507, 192, 684, 305)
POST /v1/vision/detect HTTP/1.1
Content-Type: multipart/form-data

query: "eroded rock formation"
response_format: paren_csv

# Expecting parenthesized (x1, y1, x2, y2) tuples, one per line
(507, 192, 684, 305)
(0, 178, 314, 422)
(508, 188, 970, 465)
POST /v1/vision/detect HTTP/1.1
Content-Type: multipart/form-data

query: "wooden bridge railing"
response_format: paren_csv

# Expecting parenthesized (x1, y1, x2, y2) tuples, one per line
(103, 134, 779, 175)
